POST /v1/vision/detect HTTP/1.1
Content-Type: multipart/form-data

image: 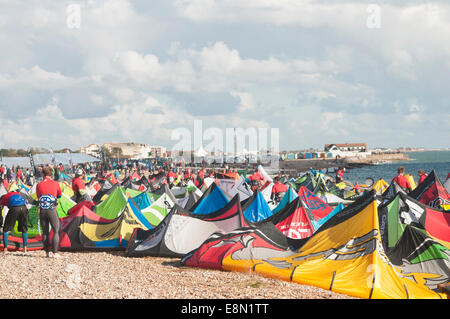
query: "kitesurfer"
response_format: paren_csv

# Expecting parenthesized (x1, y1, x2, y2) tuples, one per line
(36, 167, 62, 258)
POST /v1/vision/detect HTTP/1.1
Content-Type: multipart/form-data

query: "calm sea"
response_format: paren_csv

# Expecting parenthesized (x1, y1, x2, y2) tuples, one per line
(342, 150, 450, 185)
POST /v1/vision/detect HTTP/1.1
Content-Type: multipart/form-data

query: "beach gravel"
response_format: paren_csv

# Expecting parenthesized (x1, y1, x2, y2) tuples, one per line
(0, 250, 354, 299)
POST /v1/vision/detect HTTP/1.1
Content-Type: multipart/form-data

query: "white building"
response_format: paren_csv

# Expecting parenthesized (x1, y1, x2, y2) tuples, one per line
(80, 144, 100, 157)
(102, 142, 152, 159)
(324, 143, 371, 158)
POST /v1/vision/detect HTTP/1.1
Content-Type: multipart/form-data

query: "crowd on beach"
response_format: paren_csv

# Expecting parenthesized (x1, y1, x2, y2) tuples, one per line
(0, 156, 431, 260)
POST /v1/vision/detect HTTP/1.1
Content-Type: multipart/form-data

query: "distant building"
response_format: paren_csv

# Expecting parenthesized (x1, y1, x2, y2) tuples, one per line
(325, 143, 367, 152)
(102, 142, 151, 159)
(100, 143, 167, 159)
(80, 144, 100, 157)
(324, 143, 370, 158)
(149, 146, 167, 158)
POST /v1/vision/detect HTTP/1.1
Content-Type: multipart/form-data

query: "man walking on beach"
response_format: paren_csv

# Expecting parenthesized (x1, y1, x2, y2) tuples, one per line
(391, 167, 412, 193)
(36, 167, 62, 258)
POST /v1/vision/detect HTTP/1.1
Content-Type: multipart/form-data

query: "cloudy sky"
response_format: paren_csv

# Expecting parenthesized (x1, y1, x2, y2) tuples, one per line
(0, 0, 449, 152)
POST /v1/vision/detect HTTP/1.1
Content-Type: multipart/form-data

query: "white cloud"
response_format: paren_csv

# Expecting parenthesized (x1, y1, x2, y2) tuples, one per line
(230, 91, 255, 112)
(0, 0, 449, 150)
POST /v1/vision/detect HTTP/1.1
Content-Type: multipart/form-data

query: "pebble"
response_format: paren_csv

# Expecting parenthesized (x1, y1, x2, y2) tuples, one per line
(0, 251, 354, 299)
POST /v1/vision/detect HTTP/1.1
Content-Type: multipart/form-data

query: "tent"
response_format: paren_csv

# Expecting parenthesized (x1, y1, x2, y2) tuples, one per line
(125, 195, 242, 258)
(194, 145, 208, 157)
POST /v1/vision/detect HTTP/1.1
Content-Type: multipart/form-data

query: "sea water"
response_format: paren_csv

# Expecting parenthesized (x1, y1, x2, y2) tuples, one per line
(341, 150, 450, 185)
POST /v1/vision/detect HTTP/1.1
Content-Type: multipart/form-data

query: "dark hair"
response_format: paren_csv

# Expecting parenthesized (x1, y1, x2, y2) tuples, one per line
(397, 167, 405, 174)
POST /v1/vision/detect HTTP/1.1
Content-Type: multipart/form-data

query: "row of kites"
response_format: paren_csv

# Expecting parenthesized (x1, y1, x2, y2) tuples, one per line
(0, 168, 449, 299)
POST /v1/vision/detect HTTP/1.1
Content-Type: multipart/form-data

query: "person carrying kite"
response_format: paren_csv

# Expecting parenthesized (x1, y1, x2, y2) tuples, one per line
(391, 166, 412, 193)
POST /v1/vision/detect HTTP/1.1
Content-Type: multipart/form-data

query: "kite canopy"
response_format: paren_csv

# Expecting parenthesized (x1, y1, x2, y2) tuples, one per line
(379, 192, 450, 250)
(386, 225, 450, 291)
(139, 192, 175, 228)
(56, 202, 151, 250)
(182, 191, 448, 299)
(92, 180, 117, 203)
(240, 190, 273, 225)
(95, 187, 128, 219)
(408, 170, 450, 210)
(178, 191, 202, 210)
(190, 183, 229, 215)
(226, 176, 253, 201)
(371, 179, 390, 196)
(125, 195, 242, 258)
(0, 234, 43, 251)
(272, 187, 298, 214)
(445, 174, 450, 193)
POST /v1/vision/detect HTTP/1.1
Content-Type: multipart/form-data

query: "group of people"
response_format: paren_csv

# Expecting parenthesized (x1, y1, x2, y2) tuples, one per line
(0, 162, 95, 257)
(392, 166, 428, 193)
(1, 166, 62, 258)
(335, 165, 428, 195)
(0, 158, 432, 257)
(0, 164, 34, 185)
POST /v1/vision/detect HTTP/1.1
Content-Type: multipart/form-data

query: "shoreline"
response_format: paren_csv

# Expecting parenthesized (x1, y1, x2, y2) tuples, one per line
(277, 153, 409, 177)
